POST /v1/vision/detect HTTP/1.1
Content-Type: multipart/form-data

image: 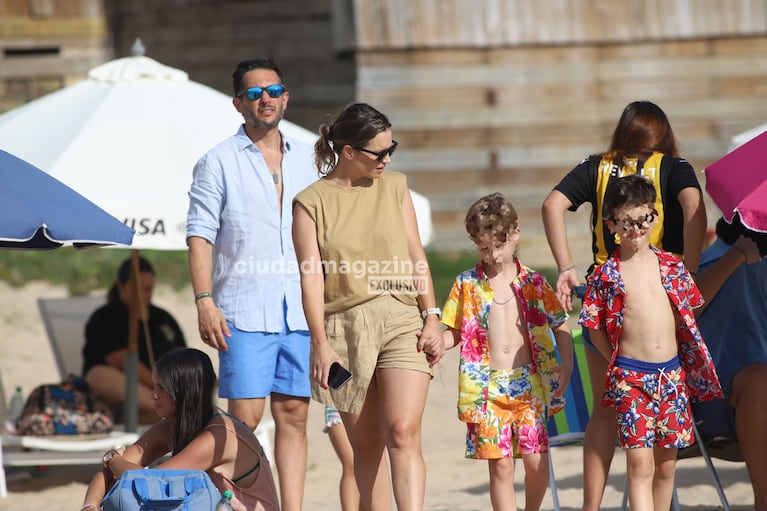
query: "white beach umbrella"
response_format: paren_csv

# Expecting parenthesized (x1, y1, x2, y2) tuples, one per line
(0, 47, 433, 430)
(0, 52, 248, 250)
(0, 49, 432, 249)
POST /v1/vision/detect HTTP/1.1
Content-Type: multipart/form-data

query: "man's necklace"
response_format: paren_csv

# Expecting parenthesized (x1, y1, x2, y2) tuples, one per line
(492, 294, 514, 305)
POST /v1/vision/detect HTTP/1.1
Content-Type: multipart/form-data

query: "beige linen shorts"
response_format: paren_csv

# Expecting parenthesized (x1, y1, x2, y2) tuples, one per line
(312, 294, 432, 414)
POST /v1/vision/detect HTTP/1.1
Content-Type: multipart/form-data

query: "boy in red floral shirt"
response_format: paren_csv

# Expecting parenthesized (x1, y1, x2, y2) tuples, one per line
(579, 174, 722, 511)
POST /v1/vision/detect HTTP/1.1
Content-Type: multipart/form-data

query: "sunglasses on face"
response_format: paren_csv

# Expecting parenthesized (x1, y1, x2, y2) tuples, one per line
(241, 84, 286, 101)
(352, 140, 398, 162)
(609, 211, 657, 232)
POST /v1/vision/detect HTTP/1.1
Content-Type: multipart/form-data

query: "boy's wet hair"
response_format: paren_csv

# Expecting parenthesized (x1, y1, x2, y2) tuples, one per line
(602, 174, 656, 220)
(465, 193, 518, 243)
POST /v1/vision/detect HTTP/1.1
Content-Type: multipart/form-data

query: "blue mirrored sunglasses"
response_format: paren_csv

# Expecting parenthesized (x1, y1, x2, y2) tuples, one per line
(242, 84, 285, 101)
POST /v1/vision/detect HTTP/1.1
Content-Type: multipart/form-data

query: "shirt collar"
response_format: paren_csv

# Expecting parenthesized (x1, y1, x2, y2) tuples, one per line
(234, 124, 291, 153)
(475, 257, 525, 282)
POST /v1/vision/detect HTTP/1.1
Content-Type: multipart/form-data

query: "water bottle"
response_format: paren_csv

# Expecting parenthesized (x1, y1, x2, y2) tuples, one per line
(215, 490, 233, 511)
(4, 386, 24, 434)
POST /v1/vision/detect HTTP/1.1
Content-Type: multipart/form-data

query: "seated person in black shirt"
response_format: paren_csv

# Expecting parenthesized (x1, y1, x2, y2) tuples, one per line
(83, 256, 186, 424)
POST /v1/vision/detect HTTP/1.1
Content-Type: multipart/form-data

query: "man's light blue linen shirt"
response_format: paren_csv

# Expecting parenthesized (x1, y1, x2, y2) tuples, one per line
(186, 125, 317, 332)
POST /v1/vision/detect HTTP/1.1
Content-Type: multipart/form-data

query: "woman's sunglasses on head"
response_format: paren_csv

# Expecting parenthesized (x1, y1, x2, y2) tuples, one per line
(241, 84, 286, 101)
(352, 140, 398, 162)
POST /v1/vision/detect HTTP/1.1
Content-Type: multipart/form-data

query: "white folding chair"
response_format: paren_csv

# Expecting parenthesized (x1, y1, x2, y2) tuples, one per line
(1, 297, 138, 499)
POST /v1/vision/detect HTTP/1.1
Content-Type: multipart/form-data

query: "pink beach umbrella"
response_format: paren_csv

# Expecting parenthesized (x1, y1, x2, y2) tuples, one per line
(704, 130, 767, 233)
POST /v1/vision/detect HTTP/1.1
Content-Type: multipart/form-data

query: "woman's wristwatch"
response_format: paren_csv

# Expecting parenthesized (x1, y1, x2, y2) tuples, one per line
(421, 307, 442, 320)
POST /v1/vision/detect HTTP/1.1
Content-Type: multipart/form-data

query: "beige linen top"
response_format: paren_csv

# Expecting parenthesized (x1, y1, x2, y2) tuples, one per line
(293, 171, 418, 314)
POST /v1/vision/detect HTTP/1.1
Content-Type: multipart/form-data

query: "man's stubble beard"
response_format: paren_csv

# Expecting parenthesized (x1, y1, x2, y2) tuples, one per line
(245, 109, 284, 130)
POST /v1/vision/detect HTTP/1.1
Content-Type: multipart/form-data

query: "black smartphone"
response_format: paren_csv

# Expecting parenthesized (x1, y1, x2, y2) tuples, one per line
(328, 362, 352, 389)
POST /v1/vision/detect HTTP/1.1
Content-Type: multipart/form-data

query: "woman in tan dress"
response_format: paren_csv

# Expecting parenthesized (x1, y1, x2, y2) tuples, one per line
(293, 103, 444, 511)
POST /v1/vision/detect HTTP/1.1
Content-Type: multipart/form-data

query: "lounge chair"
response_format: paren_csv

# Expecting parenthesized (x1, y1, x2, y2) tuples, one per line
(0, 297, 138, 499)
(547, 328, 593, 511)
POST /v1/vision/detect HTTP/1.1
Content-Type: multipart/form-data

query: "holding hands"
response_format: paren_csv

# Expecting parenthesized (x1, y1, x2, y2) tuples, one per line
(418, 316, 445, 367)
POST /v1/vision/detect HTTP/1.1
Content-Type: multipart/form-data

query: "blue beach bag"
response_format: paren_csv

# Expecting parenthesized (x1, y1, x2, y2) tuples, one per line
(102, 469, 221, 511)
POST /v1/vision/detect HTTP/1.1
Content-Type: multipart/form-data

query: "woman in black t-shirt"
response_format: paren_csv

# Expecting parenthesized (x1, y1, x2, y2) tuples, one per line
(83, 257, 186, 424)
(541, 100, 707, 511)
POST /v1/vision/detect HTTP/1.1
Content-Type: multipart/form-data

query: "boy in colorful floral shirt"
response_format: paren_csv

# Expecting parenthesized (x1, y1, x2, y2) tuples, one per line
(441, 193, 574, 511)
(579, 174, 722, 511)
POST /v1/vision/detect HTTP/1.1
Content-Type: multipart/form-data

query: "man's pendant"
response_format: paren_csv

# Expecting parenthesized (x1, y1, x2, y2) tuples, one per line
(273, 173, 279, 184)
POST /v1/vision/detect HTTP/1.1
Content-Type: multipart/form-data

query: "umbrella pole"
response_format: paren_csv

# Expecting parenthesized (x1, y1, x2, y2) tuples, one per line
(125, 250, 141, 433)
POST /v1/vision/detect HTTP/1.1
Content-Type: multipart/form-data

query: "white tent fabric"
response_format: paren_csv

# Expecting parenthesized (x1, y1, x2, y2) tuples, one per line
(0, 55, 432, 249)
(730, 123, 767, 152)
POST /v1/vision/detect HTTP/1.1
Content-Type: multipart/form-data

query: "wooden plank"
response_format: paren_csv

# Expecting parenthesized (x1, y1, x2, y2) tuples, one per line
(352, 0, 767, 49)
(0, 0, 102, 17)
(712, 36, 767, 55)
(393, 124, 609, 150)
(0, 18, 106, 37)
(0, 55, 98, 78)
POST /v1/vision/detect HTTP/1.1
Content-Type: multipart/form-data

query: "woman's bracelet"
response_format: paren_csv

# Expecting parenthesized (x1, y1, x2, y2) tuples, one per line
(732, 244, 748, 263)
(559, 265, 576, 274)
(194, 291, 213, 302)
(80, 505, 98, 511)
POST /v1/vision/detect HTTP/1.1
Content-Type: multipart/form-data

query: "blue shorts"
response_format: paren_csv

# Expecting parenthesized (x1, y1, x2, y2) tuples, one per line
(218, 320, 310, 399)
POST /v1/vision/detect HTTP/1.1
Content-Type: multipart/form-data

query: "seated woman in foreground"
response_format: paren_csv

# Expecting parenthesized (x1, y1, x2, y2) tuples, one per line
(81, 348, 278, 511)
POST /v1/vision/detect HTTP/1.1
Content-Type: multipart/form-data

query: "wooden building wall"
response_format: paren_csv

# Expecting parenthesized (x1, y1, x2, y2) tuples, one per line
(3, 0, 766, 264)
(352, 1, 767, 262)
(102, 0, 356, 132)
(353, 0, 767, 48)
(0, 0, 110, 112)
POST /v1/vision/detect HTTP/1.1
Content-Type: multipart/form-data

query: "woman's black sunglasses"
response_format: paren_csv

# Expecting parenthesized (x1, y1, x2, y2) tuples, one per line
(352, 140, 398, 162)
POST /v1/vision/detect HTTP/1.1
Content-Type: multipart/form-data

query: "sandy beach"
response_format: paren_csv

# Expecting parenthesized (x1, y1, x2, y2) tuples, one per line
(0, 280, 754, 510)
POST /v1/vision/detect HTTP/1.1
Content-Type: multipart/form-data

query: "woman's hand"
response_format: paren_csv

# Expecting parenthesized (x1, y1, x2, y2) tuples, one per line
(311, 340, 342, 390)
(555, 267, 579, 311)
(418, 317, 445, 367)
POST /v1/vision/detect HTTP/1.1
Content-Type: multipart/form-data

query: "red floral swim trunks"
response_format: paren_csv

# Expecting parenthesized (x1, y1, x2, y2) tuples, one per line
(608, 355, 694, 449)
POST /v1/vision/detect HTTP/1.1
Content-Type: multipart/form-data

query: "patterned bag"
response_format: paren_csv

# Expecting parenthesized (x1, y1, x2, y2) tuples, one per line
(16, 375, 114, 435)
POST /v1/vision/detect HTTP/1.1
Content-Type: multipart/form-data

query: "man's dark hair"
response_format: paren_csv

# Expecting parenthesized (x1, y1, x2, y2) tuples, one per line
(602, 174, 657, 220)
(232, 58, 284, 96)
(715, 215, 767, 257)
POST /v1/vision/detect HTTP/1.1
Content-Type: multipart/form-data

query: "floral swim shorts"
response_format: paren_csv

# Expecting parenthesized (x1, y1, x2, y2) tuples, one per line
(609, 355, 694, 449)
(465, 363, 548, 459)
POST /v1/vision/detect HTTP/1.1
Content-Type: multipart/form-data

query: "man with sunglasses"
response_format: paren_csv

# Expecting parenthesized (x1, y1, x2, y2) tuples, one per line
(186, 58, 316, 511)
